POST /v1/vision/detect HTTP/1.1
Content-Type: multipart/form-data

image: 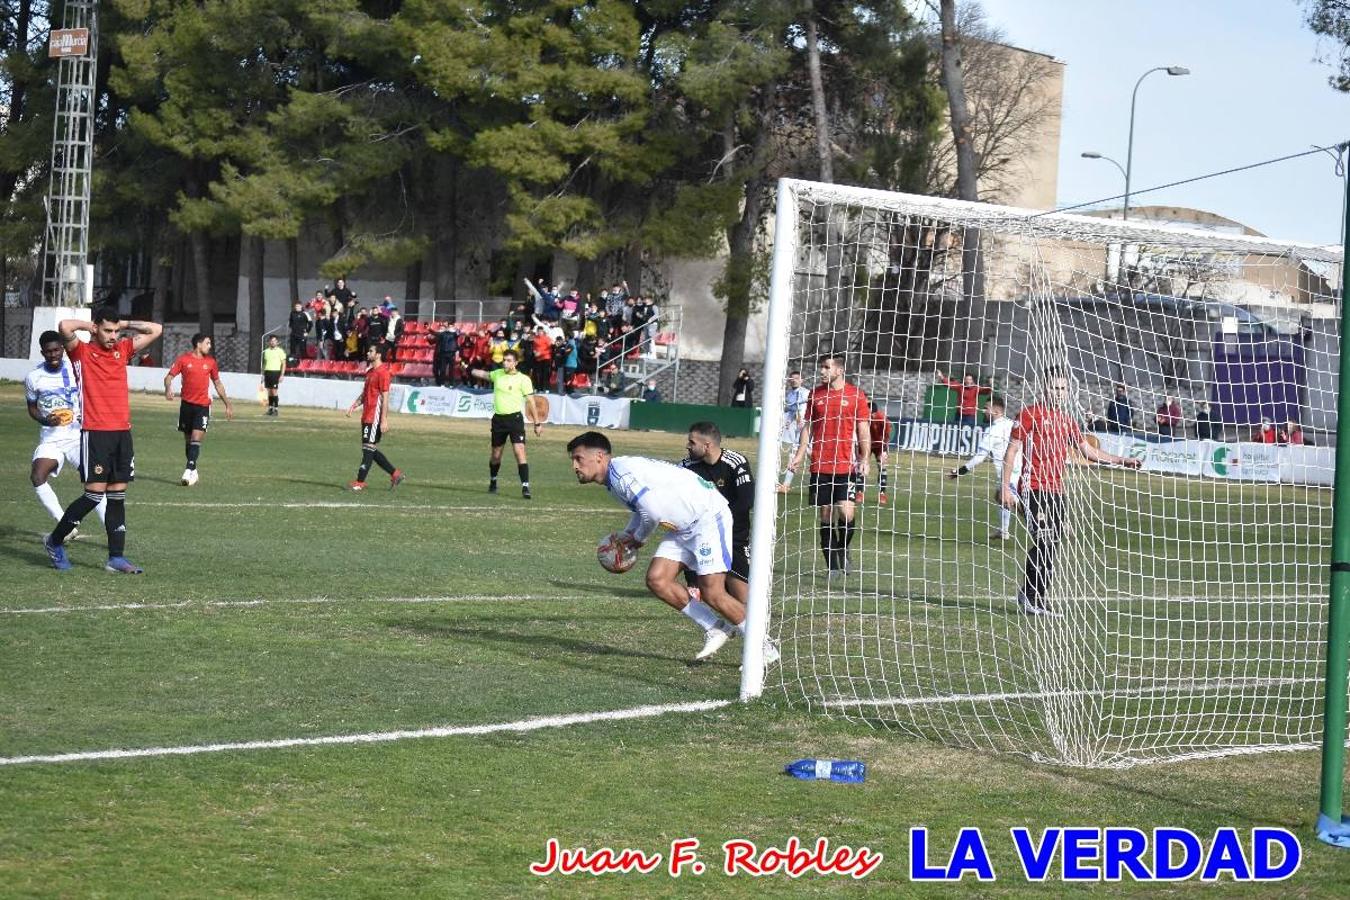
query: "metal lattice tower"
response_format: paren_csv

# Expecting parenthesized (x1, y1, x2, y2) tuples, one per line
(41, 1, 100, 307)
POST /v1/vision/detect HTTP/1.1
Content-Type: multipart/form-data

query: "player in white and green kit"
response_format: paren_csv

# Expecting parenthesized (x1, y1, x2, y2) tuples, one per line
(470, 349, 544, 499)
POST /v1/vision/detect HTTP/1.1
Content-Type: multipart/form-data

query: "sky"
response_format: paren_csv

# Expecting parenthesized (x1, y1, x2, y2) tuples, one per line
(941, 0, 1349, 247)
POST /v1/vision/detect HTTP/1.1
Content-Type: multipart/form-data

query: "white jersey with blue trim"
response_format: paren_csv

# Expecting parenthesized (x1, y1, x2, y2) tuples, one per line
(24, 360, 83, 444)
(962, 415, 1014, 474)
(606, 455, 731, 544)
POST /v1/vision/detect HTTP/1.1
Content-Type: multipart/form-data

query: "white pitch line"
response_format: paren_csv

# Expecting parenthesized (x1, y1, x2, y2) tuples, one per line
(0, 699, 734, 767)
(0, 498, 595, 513)
(1, 593, 593, 616)
(821, 676, 1322, 709)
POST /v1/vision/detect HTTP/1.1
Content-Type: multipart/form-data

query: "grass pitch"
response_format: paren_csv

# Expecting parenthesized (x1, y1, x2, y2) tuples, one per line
(0, 381, 1347, 896)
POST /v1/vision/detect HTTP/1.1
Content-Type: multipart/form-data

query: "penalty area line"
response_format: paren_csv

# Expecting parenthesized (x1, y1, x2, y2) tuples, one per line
(0, 699, 734, 767)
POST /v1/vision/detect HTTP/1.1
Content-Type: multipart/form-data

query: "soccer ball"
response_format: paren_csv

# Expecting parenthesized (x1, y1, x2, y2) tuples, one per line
(596, 532, 638, 574)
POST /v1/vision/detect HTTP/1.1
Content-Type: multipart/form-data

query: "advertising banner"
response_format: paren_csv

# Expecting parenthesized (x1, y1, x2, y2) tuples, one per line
(400, 387, 630, 429)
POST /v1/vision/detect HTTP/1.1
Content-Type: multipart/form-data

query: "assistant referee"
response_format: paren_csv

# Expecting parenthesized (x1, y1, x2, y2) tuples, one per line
(470, 349, 543, 499)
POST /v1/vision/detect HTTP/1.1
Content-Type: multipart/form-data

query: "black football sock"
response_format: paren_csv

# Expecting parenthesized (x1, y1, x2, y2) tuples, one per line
(372, 449, 395, 474)
(878, 470, 888, 491)
(490, 462, 501, 486)
(357, 449, 375, 482)
(51, 491, 101, 544)
(819, 523, 835, 568)
(843, 519, 857, 547)
(105, 491, 127, 557)
(186, 441, 201, 470)
(518, 463, 529, 487)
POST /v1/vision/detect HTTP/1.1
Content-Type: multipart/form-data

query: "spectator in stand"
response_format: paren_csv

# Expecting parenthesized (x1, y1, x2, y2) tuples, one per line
(368, 305, 389, 356)
(1280, 419, 1306, 445)
(642, 295, 660, 347)
(641, 379, 661, 403)
(314, 304, 334, 360)
(288, 301, 311, 363)
(557, 333, 579, 393)
(602, 364, 625, 397)
(539, 285, 561, 323)
(579, 333, 599, 382)
(561, 290, 582, 327)
(584, 302, 607, 340)
(331, 277, 353, 309)
(530, 326, 554, 391)
(936, 369, 992, 427)
(630, 296, 653, 353)
(1254, 418, 1278, 444)
(433, 325, 460, 387)
(354, 307, 371, 358)
(1105, 384, 1133, 434)
(1155, 395, 1182, 437)
(327, 307, 345, 360)
(488, 329, 510, 370)
(387, 308, 404, 362)
(730, 368, 754, 408)
(308, 290, 327, 316)
(603, 281, 628, 318)
(1195, 401, 1215, 440)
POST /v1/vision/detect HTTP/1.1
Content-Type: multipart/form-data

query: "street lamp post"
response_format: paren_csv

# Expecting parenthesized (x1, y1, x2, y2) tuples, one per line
(1081, 151, 1127, 188)
(1124, 65, 1190, 220)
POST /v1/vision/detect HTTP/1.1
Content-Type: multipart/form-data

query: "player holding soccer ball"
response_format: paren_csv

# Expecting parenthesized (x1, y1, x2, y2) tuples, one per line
(164, 333, 233, 486)
(25, 331, 106, 536)
(568, 431, 777, 665)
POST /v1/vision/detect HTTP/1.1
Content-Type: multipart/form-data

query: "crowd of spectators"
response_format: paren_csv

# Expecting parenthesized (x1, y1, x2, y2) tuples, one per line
(425, 279, 666, 395)
(1095, 383, 1307, 444)
(287, 279, 406, 365)
(286, 277, 669, 396)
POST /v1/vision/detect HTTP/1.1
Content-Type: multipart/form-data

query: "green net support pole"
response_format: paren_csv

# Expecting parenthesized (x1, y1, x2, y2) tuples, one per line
(1318, 143, 1350, 849)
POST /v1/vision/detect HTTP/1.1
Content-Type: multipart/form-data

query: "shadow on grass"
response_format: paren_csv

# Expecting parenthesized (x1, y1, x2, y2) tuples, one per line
(386, 619, 726, 692)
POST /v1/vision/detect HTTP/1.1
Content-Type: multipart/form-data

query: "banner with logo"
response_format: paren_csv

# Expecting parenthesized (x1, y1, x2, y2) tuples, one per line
(400, 387, 630, 429)
(1203, 442, 1282, 482)
(892, 420, 985, 457)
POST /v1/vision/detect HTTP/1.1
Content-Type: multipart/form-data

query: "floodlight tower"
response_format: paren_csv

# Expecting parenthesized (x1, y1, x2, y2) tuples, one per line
(40, 1, 100, 308)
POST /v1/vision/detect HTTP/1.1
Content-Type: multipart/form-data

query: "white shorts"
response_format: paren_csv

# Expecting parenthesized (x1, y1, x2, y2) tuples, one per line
(33, 436, 81, 476)
(653, 508, 734, 577)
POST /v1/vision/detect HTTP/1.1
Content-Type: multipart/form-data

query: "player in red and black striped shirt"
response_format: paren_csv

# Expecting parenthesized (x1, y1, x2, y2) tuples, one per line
(787, 353, 871, 576)
(1002, 371, 1140, 616)
(44, 307, 163, 573)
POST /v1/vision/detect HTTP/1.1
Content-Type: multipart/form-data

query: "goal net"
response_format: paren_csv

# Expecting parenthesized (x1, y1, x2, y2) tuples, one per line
(744, 179, 1345, 767)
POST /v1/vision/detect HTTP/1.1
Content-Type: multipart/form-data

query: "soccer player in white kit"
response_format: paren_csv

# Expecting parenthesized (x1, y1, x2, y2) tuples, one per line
(24, 331, 106, 536)
(946, 394, 1018, 540)
(568, 431, 777, 665)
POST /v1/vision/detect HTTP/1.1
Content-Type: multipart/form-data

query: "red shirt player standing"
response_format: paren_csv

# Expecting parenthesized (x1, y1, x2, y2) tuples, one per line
(346, 343, 404, 491)
(936, 369, 992, 426)
(164, 333, 233, 487)
(44, 307, 163, 573)
(857, 402, 892, 505)
(1002, 372, 1140, 615)
(788, 353, 871, 576)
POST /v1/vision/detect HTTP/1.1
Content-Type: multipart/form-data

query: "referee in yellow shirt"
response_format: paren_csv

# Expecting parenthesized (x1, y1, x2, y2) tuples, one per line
(471, 349, 543, 499)
(260, 335, 287, 416)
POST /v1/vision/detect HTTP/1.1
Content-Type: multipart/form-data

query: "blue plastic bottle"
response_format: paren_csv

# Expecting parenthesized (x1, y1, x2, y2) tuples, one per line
(784, 759, 866, 783)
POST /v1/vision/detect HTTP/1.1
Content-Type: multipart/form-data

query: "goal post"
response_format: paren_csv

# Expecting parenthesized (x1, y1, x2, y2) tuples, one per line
(741, 178, 1349, 788)
(1318, 165, 1350, 849)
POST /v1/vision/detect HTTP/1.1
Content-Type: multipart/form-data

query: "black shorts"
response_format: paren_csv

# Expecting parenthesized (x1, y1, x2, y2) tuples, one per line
(263, 371, 281, 389)
(729, 544, 750, 583)
(809, 472, 858, 507)
(1026, 490, 1067, 540)
(178, 402, 211, 434)
(361, 422, 383, 445)
(81, 430, 135, 484)
(490, 412, 526, 448)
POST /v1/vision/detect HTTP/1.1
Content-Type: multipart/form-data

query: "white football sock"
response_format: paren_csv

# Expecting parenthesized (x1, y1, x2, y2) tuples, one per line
(682, 597, 721, 631)
(999, 504, 1011, 534)
(34, 482, 63, 520)
(94, 493, 108, 524)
